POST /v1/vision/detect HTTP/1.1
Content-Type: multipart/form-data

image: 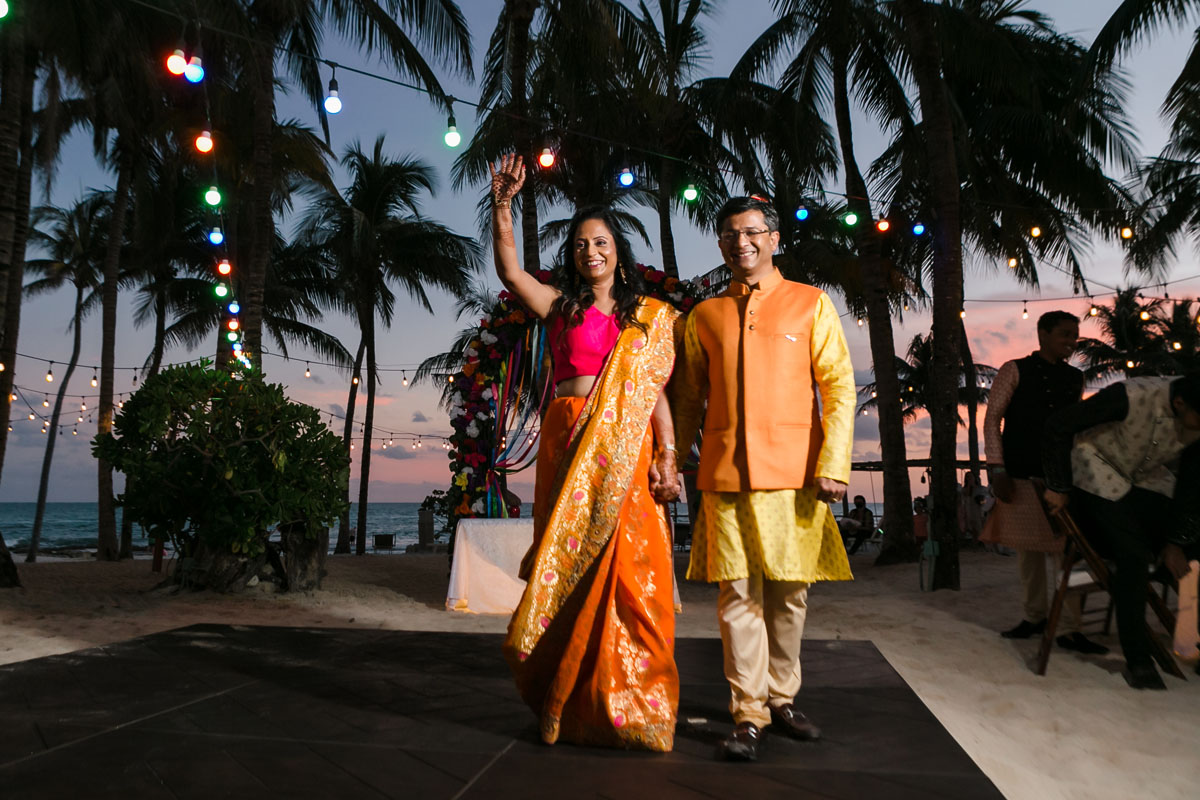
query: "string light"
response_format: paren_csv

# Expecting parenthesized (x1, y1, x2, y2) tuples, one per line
(217, 259, 232, 275)
(208, 226, 224, 245)
(183, 53, 205, 84)
(352, 375, 360, 385)
(90, 370, 97, 387)
(1121, 226, 1134, 240)
(960, 309, 966, 318)
(912, 222, 926, 235)
(1022, 302, 1029, 320)
(45, 363, 53, 382)
(537, 148, 555, 168)
(1008, 257, 1018, 268)
(443, 110, 460, 147)
(1173, 341, 1182, 350)
(876, 219, 890, 232)
(618, 168, 635, 187)
(1030, 226, 1042, 238)
(401, 371, 408, 387)
(856, 318, 864, 327)
(166, 48, 187, 76)
(795, 206, 809, 221)
(226, 331, 238, 342)
(1140, 310, 1151, 320)
(1126, 360, 1135, 368)
(228, 302, 240, 314)
(324, 66, 342, 114)
(448, 375, 455, 383)
(1089, 305, 1099, 316)
(682, 184, 698, 202)
(204, 186, 222, 206)
(194, 129, 213, 153)
(843, 212, 858, 226)
(0, 361, 4, 372)
(305, 363, 311, 378)
(227, 319, 239, 331)
(214, 282, 229, 298)
(42, 396, 49, 407)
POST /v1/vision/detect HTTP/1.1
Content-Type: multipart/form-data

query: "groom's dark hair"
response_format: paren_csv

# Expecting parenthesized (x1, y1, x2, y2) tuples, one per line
(716, 196, 779, 233)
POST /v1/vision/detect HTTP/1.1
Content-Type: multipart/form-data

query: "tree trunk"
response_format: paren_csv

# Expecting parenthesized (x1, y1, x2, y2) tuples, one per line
(830, 51, 916, 565)
(0, 37, 32, 489)
(96, 149, 134, 562)
(282, 522, 323, 591)
(335, 336, 366, 553)
(355, 310, 376, 556)
(960, 317, 980, 482)
(657, 156, 679, 278)
(243, 39, 277, 369)
(0, 529, 19, 588)
(899, 0, 964, 590)
(28, 286, 85, 561)
(149, 283, 166, 376)
(507, 0, 541, 274)
(0, 12, 25, 336)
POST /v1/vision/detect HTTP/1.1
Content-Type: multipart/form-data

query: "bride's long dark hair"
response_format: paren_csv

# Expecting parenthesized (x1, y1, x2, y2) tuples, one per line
(551, 205, 648, 337)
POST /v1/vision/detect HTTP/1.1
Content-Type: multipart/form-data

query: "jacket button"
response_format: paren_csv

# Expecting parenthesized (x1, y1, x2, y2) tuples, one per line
(749, 310, 756, 315)
(748, 324, 756, 331)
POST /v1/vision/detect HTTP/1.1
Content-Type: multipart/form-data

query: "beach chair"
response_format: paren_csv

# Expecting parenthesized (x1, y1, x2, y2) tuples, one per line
(1035, 506, 1183, 679)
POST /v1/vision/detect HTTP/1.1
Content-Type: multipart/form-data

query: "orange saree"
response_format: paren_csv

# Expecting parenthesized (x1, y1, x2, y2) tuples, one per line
(504, 298, 680, 752)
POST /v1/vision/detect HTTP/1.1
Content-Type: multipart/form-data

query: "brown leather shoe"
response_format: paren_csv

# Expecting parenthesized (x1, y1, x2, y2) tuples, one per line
(717, 721, 765, 761)
(769, 703, 822, 741)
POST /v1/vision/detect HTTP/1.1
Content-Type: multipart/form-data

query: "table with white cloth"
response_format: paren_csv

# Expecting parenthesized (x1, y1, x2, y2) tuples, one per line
(445, 516, 682, 615)
(446, 518, 534, 614)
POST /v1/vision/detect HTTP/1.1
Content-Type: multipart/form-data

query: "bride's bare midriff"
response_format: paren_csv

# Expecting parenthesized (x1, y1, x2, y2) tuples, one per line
(555, 376, 597, 398)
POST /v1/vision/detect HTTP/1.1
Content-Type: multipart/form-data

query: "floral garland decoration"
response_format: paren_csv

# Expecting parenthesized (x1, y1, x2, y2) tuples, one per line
(442, 264, 702, 528)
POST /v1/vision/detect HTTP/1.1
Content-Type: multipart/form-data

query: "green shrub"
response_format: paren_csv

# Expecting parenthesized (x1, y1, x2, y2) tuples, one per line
(94, 363, 349, 587)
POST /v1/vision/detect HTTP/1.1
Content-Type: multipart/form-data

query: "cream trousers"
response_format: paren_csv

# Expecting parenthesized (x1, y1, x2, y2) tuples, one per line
(717, 574, 809, 727)
(1019, 549, 1081, 633)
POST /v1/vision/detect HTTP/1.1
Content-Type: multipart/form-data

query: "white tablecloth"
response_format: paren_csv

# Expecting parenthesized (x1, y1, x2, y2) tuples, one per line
(446, 518, 533, 614)
(445, 517, 683, 615)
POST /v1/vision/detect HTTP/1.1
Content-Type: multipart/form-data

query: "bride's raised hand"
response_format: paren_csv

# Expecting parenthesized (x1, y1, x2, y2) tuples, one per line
(488, 153, 525, 206)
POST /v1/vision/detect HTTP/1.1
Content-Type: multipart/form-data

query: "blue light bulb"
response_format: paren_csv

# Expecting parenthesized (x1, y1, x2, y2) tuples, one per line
(227, 302, 240, 315)
(795, 207, 809, 221)
(912, 222, 926, 236)
(208, 227, 224, 245)
(618, 169, 634, 187)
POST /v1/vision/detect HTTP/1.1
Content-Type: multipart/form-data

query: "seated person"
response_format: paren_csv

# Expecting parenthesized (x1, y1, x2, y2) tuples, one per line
(1043, 374, 1200, 689)
(845, 495, 875, 554)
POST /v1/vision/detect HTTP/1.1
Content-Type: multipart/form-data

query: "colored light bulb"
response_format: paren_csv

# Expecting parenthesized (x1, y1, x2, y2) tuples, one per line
(208, 227, 224, 245)
(537, 148, 555, 168)
(205, 186, 221, 206)
(166, 48, 187, 76)
(795, 207, 809, 221)
(195, 130, 213, 153)
(682, 184, 699, 202)
(183, 56, 204, 83)
(618, 169, 635, 187)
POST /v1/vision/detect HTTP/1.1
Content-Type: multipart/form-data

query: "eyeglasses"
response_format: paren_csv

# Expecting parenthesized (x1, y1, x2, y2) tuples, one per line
(718, 228, 773, 244)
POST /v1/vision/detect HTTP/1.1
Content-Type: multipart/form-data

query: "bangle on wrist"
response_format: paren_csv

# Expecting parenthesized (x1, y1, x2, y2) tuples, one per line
(493, 198, 511, 209)
(659, 443, 676, 453)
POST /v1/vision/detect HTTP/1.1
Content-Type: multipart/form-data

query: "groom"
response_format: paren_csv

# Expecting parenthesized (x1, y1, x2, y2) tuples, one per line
(672, 196, 856, 761)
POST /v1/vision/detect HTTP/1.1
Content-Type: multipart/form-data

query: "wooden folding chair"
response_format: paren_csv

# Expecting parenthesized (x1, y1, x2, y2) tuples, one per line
(1035, 506, 1183, 679)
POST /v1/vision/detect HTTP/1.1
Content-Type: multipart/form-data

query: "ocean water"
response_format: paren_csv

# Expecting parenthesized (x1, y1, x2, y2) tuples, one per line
(0, 500, 879, 554)
(0, 502, 530, 554)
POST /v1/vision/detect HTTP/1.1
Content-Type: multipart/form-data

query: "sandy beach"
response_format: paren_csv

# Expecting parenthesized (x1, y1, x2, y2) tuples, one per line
(1, 548, 1196, 799)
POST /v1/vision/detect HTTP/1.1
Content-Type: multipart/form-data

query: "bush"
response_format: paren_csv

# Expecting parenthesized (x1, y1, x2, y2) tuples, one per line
(93, 363, 349, 591)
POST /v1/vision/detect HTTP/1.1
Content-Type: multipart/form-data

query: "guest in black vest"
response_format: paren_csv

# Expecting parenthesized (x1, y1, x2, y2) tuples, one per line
(981, 311, 1107, 655)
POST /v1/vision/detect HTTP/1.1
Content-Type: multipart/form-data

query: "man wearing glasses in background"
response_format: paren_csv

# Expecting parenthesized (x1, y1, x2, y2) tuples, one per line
(671, 196, 857, 761)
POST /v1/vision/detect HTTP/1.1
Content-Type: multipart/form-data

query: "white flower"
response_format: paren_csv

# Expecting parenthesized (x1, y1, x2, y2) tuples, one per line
(476, 411, 488, 420)
(462, 466, 473, 476)
(481, 387, 493, 401)
(480, 331, 498, 345)
(466, 422, 480, 438)
(471, 498, 486, 514)
(465, 347, 478, 358)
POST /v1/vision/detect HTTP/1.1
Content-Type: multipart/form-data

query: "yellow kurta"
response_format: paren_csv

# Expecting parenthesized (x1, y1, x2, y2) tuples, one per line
(675, 284, 855, 583)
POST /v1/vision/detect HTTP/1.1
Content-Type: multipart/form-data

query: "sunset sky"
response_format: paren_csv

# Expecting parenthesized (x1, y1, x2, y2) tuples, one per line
(3, 0, 1197, 505)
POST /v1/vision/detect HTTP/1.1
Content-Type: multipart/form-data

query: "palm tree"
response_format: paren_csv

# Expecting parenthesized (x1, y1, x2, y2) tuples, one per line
(1075, 288, 1173, 381)
(22, 192, 110, 560)
(733, 0, 919, 562)
(0, 2, 38, 491)
(299, 137, 481, 555)
(887, 0, 1139, 589)
(858, 333, 997, 424)
(220, 0, 473, 370)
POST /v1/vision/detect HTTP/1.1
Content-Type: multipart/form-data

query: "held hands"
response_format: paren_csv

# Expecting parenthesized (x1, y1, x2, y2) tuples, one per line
(648, 449, 681, 504)
(814, 477, 847, 503)
(488, 153, 525, 207)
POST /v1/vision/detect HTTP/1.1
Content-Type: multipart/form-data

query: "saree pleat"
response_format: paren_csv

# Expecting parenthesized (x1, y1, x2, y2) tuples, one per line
(504, 299, 679, 752)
